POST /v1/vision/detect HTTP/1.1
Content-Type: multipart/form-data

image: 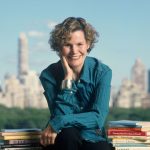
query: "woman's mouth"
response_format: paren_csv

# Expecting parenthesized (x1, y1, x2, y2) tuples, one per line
(68, 55, 81, 60)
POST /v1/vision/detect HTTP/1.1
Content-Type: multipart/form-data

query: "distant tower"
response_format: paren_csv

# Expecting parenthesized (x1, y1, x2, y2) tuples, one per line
(18, 32, 29, 77)
(131, 58, 146, 91)
(148, 70, 150, 94)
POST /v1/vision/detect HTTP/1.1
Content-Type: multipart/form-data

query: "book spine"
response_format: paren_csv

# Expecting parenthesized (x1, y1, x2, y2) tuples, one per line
(115, 147, 150, 150)
(4, 139, 40, 144)
(112, 139, 149, 144)
(108, 135, 148, 140)
(1, 128, 41, 132)
(1, 135, 41, 140)
(108, 130, 148, 136)
(0, 143, 41, 148)
(1, 132, 41, 136)
(1, 147, 42, 150)
(113, 143, 150, 147)
(108, 127, 141, 131)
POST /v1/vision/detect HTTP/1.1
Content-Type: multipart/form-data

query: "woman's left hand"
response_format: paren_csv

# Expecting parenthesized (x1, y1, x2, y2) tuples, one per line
(40, 125, 57, 146)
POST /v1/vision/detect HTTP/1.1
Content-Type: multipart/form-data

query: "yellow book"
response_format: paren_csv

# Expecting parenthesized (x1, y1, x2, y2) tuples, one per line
(0, 131, 41, 136)
(108, 135, 150, 141)
(112, 138, 150, 143)
(0, 134, 41, 140)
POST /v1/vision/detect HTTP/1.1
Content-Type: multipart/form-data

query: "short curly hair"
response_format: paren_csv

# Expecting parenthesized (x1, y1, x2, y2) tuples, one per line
(48, 17, 99, 53)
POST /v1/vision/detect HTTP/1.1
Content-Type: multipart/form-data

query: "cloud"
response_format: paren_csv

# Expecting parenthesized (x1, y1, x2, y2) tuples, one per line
(47, 21, 57, 29)
(30, 41, 49, 52)
(28, 31, 45, 38)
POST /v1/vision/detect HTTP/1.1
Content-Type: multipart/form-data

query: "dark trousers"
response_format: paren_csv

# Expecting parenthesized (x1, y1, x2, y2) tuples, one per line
(42, 127, 112, 150)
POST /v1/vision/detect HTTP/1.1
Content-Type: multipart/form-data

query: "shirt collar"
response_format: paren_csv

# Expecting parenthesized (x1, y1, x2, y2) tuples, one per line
(79, 57, 92, 83)
(79, 56, 103, 83)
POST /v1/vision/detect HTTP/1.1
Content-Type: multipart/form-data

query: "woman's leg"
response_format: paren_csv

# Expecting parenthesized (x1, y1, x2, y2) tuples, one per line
(54, 127, 82, 150)
(41, 144, 55, 150)
(80, 140, 111, 150)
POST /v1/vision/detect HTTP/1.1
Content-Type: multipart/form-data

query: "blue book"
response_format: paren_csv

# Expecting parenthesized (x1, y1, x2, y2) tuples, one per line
(108, 120, 150, 127)
(1, 128, 41, 133)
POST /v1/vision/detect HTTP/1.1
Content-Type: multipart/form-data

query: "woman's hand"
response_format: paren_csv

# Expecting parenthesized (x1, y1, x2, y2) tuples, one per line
(61, 56, 74, 80)
(40, 125, 57, 146)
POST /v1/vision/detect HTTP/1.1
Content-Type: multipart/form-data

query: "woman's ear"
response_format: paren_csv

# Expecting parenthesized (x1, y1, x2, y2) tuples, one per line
(57, 48, 63, 56)
(87, 42, 90, 51)
(56, 51, 61, 57)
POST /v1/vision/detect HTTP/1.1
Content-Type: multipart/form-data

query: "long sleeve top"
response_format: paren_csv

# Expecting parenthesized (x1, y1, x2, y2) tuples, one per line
(39, 56, 112, 142)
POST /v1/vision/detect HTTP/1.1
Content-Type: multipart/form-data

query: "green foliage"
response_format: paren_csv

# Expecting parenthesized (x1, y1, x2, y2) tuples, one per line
(0, 105, 150, 130)
(0, 105, 50, 129)
(107, 107, 150, 122)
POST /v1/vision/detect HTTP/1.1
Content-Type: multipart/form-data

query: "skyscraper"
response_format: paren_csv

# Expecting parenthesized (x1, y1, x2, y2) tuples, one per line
(148, 69, 150, 94)
(18, 32, 29, 77)
(0, 33, 48, 108)
(131, 58, 146, 92)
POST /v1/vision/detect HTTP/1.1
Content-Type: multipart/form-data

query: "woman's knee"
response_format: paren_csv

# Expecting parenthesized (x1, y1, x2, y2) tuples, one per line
(56, 127, 81, 143)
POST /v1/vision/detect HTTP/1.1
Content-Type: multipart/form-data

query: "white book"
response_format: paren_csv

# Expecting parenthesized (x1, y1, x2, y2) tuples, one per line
(115, 146, 150, 150)
(1, 147, 42, 150)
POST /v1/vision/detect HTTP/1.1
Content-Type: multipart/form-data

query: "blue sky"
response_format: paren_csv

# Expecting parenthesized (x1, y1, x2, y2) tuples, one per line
(0, 0, 150, 88)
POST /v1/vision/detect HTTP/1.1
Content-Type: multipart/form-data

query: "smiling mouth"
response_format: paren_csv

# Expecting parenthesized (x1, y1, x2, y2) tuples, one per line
(68, 55, 81, 60)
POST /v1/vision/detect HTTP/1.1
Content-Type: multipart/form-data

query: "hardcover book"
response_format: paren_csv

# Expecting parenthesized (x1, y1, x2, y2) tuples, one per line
(0, 135, 41, 140)
(1, 128, 41, 133)
(115, 146, 150, 150)
(108, 120, 150, 127)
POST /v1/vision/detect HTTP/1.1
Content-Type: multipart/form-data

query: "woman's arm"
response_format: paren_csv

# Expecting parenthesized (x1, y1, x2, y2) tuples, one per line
(49, 69, 112, 132)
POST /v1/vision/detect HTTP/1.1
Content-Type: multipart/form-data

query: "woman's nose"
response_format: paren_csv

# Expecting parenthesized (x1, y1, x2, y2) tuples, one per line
(71, 45, 78, 53)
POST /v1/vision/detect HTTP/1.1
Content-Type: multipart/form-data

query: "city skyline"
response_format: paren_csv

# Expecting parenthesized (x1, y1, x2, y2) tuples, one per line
(0, 0, 150, 88)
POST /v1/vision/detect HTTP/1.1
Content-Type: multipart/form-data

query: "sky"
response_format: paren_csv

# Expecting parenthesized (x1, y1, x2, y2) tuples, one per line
(0, 0, 150, 88)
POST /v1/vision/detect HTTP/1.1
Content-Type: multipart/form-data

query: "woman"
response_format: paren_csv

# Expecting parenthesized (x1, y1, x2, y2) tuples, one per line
(40, 17, 112, 150)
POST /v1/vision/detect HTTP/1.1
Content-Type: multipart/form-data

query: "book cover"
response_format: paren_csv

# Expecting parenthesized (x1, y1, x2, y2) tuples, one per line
(2, 147, 42, 150)
(112, 143, 150, 147)
(108, 130, 150, 136)
(108, 135, 150, 141)
(0, 131, 41, 136)
(108, 124, 142, 128)
(0, 135, 41, 140)
(108, 127, 150, 132)
(108, 120, 150, 127)
(1, 128, 41, 133)
(115, 146, 150, 150)
(0, 143, 41, 148)
(2, 139, 40, 145)
(112, 138, 150, 144)
(108, 127, 141, 131)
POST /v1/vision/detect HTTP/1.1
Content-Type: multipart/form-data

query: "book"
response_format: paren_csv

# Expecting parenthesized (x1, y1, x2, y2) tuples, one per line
(0, 143, 41, 149)
(108, 120, 150, 127)
(112, 138, 150, 144)
(0, 131, 41, 136)
(108, 130, 150, 136)
(108, 127, 141, 131)
(0, 139, 40, 145)
(112, 143, 150, 147)
(0, 135, 41, 140)
(108, 135, 150, 141)
(108, 127, 150, 132)
(1, 147, 42, 150)
(115, 146, 150, 150)
(1, 128, 41, 133)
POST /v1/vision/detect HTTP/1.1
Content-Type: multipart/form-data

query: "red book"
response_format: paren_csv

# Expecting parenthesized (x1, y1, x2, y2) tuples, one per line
(108, 127, 141, 132)
(107, 130, 150, 136)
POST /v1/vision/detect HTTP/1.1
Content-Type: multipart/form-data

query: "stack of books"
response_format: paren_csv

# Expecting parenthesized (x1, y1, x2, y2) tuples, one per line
(107, 120, 150, 150)
(0, 128, 42, 150)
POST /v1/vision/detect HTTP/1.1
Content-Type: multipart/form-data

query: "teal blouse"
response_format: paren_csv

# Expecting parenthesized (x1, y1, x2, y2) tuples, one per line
(39, 56, 112, 142)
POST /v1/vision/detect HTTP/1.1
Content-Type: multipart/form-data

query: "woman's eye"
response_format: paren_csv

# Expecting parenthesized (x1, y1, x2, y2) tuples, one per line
(65, 44, 71, 47)
(78, 43, 83, 46)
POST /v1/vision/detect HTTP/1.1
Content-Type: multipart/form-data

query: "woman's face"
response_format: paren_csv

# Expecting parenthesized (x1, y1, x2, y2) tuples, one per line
(61, 30, 89, 70)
